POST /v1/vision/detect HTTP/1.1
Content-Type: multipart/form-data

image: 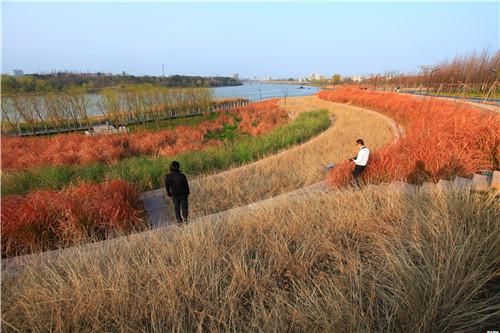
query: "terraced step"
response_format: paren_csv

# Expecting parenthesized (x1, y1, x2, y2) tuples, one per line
(491, 171, 500, 191)
(437, 179, 453, 192)
(387, 181, 418, 195)
(453, 176, 473, 191)
(472, 174, 491, 192)
(420, 182, 437, 193)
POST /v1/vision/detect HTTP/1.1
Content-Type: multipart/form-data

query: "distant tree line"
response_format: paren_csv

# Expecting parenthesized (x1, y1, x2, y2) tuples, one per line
(1, 87, 247, 136)
(362, 50, 500, 96)
(1, 73, 242, 95)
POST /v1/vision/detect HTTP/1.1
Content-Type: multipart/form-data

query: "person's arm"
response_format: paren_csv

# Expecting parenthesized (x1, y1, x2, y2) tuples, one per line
(183, 175, 190, 195)
(351, 150, 359, 163)
(165, 175, 172, 197)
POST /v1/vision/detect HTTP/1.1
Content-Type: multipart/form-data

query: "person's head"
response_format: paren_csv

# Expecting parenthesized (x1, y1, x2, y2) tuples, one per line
(356, 139, 364, 148)
(170, 161, 180, 172)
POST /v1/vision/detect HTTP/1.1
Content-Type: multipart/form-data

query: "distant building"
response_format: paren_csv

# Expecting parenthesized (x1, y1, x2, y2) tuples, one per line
(352, 75, 364, 82)
(233, 73, 239, 80)
(310, 73, 322, 81)
(13, 69, 24, 76)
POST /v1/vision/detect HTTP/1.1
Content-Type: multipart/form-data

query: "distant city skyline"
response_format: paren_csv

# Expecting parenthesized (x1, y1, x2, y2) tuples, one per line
(2, 2, 498, 77)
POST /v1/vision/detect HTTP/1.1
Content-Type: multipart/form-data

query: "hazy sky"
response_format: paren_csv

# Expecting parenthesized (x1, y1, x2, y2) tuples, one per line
(2, 2, 498, 78)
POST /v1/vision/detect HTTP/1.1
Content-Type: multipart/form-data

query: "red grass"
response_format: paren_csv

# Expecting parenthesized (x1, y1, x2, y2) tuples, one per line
(1, 100, 287, 170)
(318, 88, 500, 186)
(1, 180, 144, 257)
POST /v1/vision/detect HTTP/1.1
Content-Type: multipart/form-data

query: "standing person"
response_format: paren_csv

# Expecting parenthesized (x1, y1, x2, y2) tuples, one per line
(350, 139, 370, 188)
(165, 161, 190, 224)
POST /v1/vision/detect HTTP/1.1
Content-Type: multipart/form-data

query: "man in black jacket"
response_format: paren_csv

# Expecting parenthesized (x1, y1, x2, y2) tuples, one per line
(165, 161, 190, 224)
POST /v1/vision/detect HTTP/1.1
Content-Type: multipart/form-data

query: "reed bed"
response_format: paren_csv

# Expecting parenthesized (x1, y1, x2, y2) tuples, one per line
(1, 100, 286, 171)
(1, 180, 144, 257)
(319, 88, 500, 187)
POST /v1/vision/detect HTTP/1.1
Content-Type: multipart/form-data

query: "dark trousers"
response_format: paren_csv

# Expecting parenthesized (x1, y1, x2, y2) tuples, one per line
(352, 165, 366, 188)
(172, 195, 188, 223)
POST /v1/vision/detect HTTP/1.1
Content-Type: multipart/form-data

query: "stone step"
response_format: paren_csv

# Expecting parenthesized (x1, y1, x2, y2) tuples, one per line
(387, 181, 418, 195)
(437, 179, 453, 192)
(453, 176, 473, 191)
(491, 171, 500, 191)
(472, 174, 491, 192)
(420, 181, 437, 193)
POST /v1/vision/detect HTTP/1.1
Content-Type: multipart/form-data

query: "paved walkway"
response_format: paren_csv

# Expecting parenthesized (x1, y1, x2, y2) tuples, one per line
(401, 92, 499, 114)
(139, 189, 170, 228)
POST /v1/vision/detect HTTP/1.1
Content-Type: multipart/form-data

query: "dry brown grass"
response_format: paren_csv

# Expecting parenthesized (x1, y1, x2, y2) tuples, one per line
(184, 96, 397, 217)
(2, 188, 499, 332)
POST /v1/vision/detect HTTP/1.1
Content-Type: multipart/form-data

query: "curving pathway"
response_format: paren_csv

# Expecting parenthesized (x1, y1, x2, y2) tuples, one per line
(143, 95, 400, 225)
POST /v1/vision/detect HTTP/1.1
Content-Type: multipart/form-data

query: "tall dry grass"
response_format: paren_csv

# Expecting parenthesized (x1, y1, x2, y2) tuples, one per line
(2, 189, 499, 332)
(319, 88, 500, 187)
(185, 96, 396, 217)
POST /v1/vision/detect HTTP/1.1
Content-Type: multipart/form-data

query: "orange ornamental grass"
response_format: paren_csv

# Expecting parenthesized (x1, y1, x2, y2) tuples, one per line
(1, 100, 287, 171)
(318, 88, 500, 186)
(1, 180, 144, 257)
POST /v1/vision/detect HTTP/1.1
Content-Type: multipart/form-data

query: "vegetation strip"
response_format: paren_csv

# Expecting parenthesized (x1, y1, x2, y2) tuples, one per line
(1, 110, 330, 195)
(1, 180, 144, 258)
(1, 99, 282, 170)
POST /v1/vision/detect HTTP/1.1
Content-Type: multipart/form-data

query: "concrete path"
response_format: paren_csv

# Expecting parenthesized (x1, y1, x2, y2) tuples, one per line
(401, 92, 500, 114)
(139, 189, 170, 228)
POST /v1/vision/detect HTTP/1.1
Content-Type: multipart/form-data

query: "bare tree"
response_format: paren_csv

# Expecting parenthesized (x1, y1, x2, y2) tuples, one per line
(1, 96, 19, 135)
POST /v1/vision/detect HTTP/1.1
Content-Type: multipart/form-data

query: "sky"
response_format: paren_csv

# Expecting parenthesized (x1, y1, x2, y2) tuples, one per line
(2, 1, 499, 78)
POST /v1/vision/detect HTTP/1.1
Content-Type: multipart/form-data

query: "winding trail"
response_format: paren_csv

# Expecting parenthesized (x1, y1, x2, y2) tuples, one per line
(145, 95, 401, 224)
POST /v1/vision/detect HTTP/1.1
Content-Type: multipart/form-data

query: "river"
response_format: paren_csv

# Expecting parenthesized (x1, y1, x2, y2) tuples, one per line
(2, 83, 321, 134)
(214, 83, 320, 101)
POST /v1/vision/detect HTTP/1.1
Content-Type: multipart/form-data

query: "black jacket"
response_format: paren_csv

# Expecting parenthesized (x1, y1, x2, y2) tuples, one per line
(165, 171, 190, 198)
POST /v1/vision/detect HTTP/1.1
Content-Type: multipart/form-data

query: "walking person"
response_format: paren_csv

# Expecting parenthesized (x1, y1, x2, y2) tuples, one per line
(165, 161, 190, 224)
(350, 139, 370, 188)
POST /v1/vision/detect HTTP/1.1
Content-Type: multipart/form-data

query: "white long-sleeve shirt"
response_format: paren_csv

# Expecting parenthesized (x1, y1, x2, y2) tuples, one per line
(353, 146, 370, 166)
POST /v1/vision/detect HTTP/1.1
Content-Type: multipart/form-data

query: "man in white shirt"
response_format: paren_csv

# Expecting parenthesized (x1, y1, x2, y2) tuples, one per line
(350, 139, 370, 187)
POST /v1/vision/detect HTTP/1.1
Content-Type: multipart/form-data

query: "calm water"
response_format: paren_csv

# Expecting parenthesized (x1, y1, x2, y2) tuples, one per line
(214, 83, 320, 101)
(4, 84, 321, 120)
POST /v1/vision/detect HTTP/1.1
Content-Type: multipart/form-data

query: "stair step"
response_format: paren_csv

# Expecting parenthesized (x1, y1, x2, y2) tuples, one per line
(491, 171, 500, 191)
(420, 182, 437, 193)
(453, 176, 473, 190)
(472, 174, 491, 192)
(387, 181, 418, 195)
(437, 179, 453, 192)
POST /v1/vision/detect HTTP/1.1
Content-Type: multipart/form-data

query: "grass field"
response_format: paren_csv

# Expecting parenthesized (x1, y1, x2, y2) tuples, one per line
(2, 188, 498, 332)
